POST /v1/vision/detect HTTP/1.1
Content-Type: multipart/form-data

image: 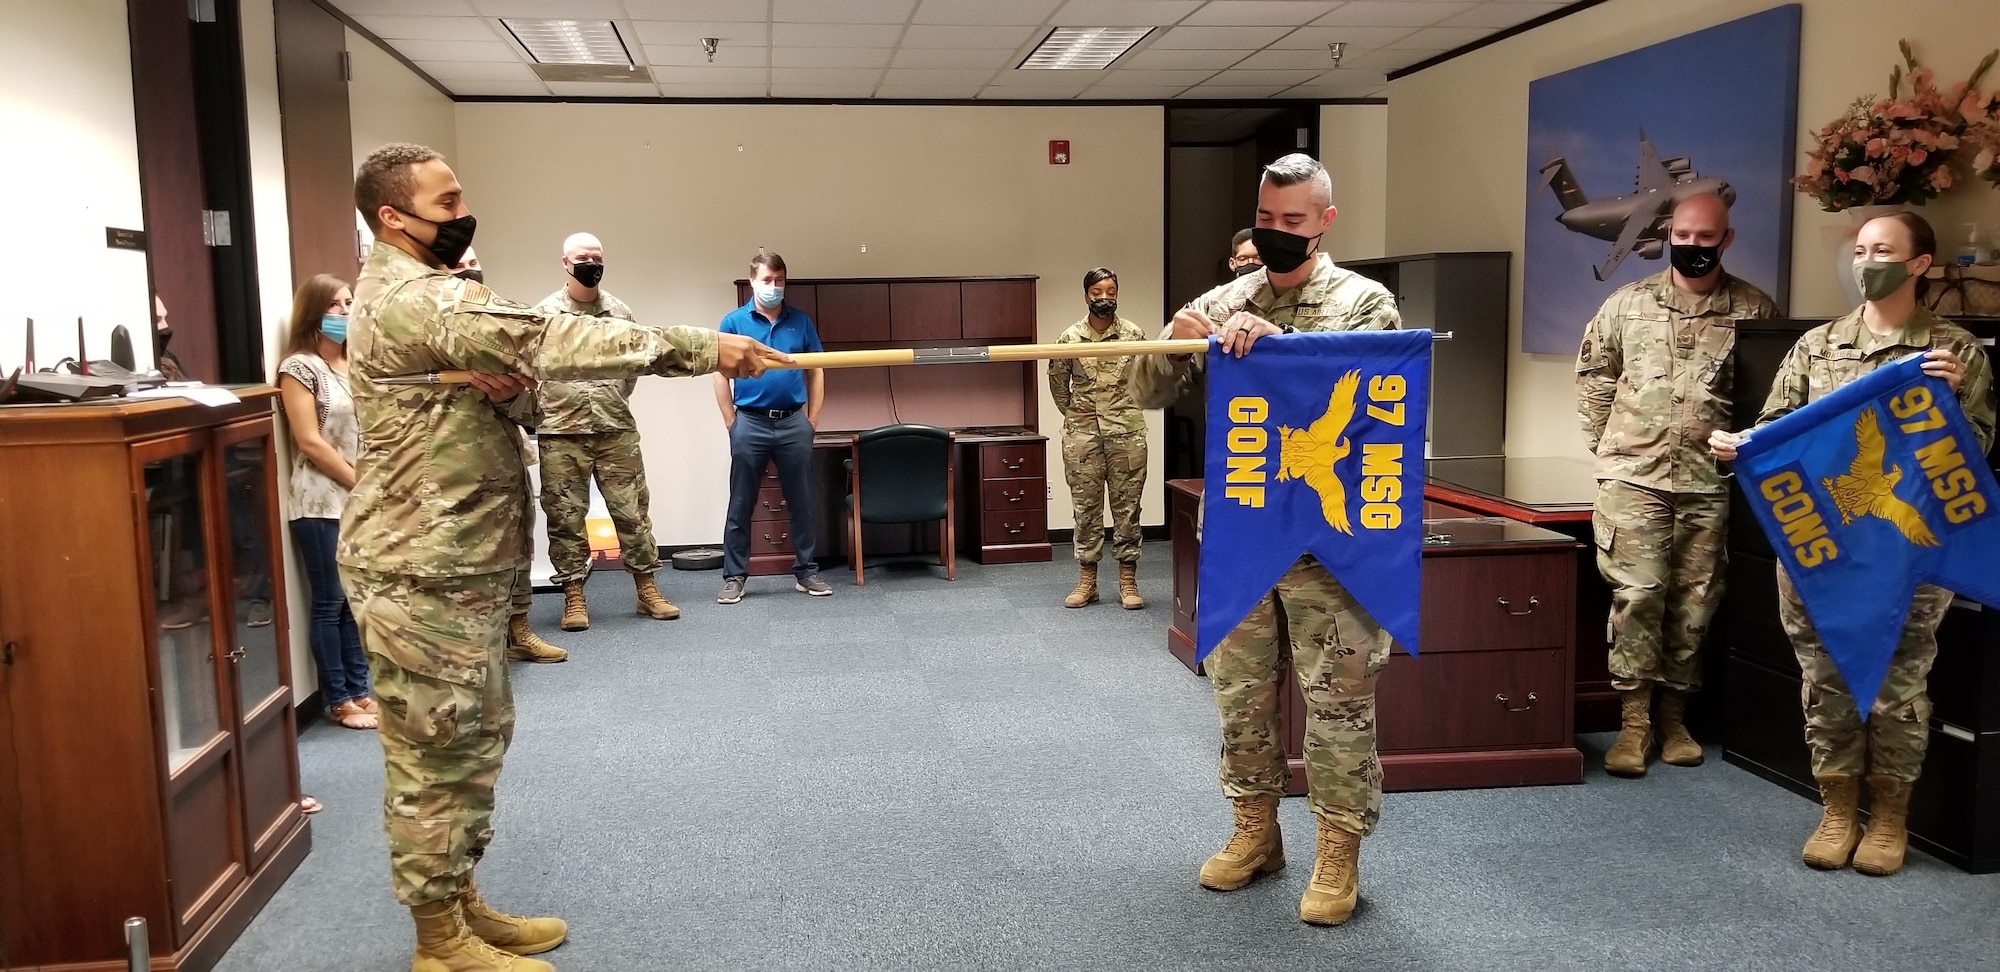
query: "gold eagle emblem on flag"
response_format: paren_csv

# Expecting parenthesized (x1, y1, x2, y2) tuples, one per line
(1821, 406, 1939, 548)
(1274, 369, 1362, 535)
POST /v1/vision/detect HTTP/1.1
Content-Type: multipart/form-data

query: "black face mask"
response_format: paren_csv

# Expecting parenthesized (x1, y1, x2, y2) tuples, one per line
(453, 268, 485, 284)
(155, 326, 173, 345)
(1669, 242, 1722, 279)
(1232, 262, 1262, 278)
(398, 208, 477, 269)
(1250, 227, 1321, 275)
(1088, 298, 1117, 318)
(570, 261, 605, 289)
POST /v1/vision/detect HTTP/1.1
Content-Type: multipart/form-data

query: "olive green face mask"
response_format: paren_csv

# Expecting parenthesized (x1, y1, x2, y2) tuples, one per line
(1853, 258, 1913, 301)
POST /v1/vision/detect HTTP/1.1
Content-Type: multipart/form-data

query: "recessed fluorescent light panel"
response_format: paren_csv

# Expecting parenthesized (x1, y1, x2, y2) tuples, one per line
(1018, 27, 1152, 70)
(503, 18, 633, 66)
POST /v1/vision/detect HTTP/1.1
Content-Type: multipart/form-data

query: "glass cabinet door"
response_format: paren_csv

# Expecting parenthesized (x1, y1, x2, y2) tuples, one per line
(144, 450, 224, 774)
(221, 434, 283, 710)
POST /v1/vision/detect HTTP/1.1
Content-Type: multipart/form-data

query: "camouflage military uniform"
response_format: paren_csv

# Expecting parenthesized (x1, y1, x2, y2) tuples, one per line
(338, 241, 719, 906)
(1049, 316, 1149, 564)
(510, 430, 537, 622)
(1757, 305, 1996, 782)
(1130, 254, 1401, 834)
(529, 290, 662, 584)
(1576, 269, 1777, 692)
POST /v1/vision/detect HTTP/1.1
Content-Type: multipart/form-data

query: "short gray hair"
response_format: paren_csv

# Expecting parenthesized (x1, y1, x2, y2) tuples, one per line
(1261, 153, 1332, 209)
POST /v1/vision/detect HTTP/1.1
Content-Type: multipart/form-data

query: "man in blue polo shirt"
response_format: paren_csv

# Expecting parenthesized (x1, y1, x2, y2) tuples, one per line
(712, 249, 831, 602)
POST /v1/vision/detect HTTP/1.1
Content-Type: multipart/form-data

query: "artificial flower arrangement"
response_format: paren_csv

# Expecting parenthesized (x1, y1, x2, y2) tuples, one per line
(1794, 42, 1997, 211)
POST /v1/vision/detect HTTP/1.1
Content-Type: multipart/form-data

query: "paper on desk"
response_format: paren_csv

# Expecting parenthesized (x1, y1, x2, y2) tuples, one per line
(127, 384, 242, 407)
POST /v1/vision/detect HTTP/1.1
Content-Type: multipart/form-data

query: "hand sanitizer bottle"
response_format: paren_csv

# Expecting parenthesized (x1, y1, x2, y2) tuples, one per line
(1959, 224, 1984, 267)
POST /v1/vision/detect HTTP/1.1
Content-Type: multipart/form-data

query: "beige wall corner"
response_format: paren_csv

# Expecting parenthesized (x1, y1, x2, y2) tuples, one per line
(1320, 103, 1390, 262)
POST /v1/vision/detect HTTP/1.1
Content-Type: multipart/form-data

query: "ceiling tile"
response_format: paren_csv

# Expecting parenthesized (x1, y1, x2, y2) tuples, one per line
(647, 65, 769, 84)
(978, 84, 1090, 98)
(899, 24, 1042, 48)
(770, 83, 880, 97)
(467, 0, 623, 17)
(1182, 1, 1340, 26)
(1287, 70, 1395, 95)
(772, 47, 895, 68)
(770, 23, 906, 47)
(353, 15, 497, 41)
(772, 0, 918, 24)
(655, 83, 773, 98)
(891, 47, 1018, 68)
(1283, 80, 1388, 99)
(1048, 0, 1202, 27)
(417, 59, 538, 80)
(447, 80, 553, 96)
(621, 0, 769, 20)
(1310, 2, 1476, 28)
(1096, 68, 1214, 86)
(770, 67, 885, 85)
(543, 80, 664, 96)
(1435, 2, 1570, 30)
(386, 39, 521, 62)
(1149, 25, 1294, 49)
(881, 68, 1003, 85)
(642, 43, 768, 67)
(1381, 26, 1491, 50)
(1118, 47, 1250, 69)
(912, 0, 1063, 25)
(874, 84, 986, 98)
(1233, 47, 1346, 70)
(1178, 84, 1287, 99)
(1271, 25, 1419, 51)
(1206, 67, 1321, 86)
(631, 21, 768, 47)
(1082, 83, 1194, 98)
(333, 0, 474, 14)
(985, 69, 1101, 87)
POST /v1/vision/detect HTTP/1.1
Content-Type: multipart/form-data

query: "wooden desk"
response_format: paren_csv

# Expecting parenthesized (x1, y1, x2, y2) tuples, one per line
(1164, 479, 1584, 791)
(1424, 456, 1619, 733)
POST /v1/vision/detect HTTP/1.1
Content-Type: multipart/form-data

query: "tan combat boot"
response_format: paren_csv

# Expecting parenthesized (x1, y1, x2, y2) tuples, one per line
(1198, 795, 1284, 890)
(461, 878, 568, 956)
(1117, 561, 1144, 610)
(1063, 563, 1099, 608)
(1854, 774, 1913, 876)
(409, 899, 553, 972)
(1655, 689, 1704, 767)
(559, 581, 589, 632)
(1299, 814, 1362, 926)
(1603, 685, 1653, 777)
(633, 570, 681, 620)
(1802, 774, 1862, 870)
(506, 616, 568, 664)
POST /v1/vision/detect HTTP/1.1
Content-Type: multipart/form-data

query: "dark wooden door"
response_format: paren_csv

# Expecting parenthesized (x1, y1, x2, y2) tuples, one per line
(214, 419, 303, 873)
(275, 0, 358, 284)
(129, 0, 221, 382)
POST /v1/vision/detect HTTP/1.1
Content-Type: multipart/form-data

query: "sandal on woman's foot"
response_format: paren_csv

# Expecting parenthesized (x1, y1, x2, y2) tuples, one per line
(329, 699, 378, 730)
(355, 696, 379, 714)
(301, 795, 323, 814)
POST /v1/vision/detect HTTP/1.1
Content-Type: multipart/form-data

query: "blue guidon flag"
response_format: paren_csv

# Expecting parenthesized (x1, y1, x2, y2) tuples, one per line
(1733, 353, 2000, 717)
(1197, 329, 1432, 662)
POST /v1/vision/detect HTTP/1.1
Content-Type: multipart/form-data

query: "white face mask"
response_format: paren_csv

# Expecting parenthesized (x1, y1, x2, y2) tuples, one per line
(753, 282, 784, 308)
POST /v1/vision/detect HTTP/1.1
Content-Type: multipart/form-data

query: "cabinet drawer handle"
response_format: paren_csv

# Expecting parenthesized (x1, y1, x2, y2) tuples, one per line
(761, 532, 789, 544)
(1004, 523, 1024, 535)
(226, 647, 246, 663)
(1006, 493, 1023, 503)
(1496, 596, 1540, 616)
(1001, 458, 1024, 470)
(1495, 692, 1537, 712)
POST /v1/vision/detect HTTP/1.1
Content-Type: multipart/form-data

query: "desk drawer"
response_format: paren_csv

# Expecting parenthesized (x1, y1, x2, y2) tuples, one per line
(982, 509, 1046, 545)
(1378, 648, 1568, 751)
(1419, 551, 1572, 652)
(980, 443, 1044, 480)
(750, 526, 796, 554)
(981, 477, 1044, 513)
(751, 485, 793, 522)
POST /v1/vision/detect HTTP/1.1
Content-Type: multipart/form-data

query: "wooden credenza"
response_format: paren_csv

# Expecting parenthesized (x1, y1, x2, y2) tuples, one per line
(1166, 480, 1583, 791)
(0, 389, 309, 970)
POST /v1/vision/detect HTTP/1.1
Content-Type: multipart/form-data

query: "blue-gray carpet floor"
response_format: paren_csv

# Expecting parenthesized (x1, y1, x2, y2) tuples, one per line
(217, 550, 2000, 971)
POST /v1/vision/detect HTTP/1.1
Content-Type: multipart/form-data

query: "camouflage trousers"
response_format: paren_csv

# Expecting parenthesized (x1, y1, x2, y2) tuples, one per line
(1777, 564, 1952, 782)
(341, 566, 517, 907)
(539, 431, 661, 584)
(1061, 428, 1146, 564)
(1592, 480, 1727, 693)
(1211, 556, 1392, 835)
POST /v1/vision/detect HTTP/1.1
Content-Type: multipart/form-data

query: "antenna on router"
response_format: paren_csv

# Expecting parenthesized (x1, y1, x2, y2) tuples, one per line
(76, 316, 88, 376)
(24, 317, 35, 373)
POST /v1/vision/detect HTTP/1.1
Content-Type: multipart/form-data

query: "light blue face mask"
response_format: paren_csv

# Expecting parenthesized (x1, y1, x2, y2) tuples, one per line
(321, 314, 348, 343)
(754, 282, 785, 308)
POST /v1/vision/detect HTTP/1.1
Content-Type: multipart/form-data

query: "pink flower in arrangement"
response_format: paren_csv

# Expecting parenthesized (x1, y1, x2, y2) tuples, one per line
(1932, 167, 1954, 190)
(1849, 165, 1877, 185)
(1866, 137, 1889, 156)
(1908, 148, 1928, 165)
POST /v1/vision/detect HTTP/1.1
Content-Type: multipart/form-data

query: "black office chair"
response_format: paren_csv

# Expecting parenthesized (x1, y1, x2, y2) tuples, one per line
(844, 423, 955, 585)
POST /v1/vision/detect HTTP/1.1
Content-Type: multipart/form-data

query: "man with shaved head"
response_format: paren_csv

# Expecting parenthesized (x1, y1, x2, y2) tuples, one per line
(531, 231, 681, 631)
(1575, 191, 1778, 778)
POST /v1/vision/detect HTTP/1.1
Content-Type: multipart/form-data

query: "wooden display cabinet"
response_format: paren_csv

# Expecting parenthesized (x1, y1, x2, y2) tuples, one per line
(0, 389, 309, 970)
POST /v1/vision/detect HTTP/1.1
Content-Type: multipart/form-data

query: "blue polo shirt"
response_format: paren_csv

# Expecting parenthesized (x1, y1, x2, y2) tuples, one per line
(719, 301, 824, 410)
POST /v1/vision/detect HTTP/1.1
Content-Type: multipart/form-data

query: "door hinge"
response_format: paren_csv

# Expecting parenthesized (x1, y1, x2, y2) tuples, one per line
(201, 210, 233, 247)
(189, 0, 217, 23)
(340, 50, 353, 81)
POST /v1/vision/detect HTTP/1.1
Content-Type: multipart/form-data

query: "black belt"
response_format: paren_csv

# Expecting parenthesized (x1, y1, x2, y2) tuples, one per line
(744, 406, 801, 419)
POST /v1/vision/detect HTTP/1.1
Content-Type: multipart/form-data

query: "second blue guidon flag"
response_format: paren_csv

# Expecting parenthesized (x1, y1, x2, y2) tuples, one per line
(1197, 329, 1432, 662)
(1733, 353, 2000, 717)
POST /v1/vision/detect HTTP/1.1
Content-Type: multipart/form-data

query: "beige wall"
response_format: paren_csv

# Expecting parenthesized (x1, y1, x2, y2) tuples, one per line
(1386, 0, 2000, 460)
(451, 103, 1167, 545)
(1320, 103, 1389, 262)
(0, 0, 150, 366)
(346, 27, 457, 169)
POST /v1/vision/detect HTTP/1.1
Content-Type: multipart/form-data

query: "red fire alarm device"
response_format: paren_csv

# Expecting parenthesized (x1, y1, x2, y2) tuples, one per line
(1049, 140, 1070, 165)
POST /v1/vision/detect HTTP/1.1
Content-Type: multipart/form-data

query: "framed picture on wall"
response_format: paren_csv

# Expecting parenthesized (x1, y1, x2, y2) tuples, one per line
(1520, 4, 1801, 355)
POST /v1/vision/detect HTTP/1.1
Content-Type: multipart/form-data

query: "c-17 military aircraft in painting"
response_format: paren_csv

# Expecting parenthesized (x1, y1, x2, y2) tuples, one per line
(1539, 131, 1736, 281)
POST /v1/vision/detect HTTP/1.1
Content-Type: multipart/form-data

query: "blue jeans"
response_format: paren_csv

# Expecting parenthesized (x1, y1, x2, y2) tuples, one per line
(290, 517, 370, 709)
(723, 410, 817, 578)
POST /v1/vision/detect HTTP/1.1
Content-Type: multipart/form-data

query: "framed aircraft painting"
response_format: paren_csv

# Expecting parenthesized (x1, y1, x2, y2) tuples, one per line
(1521, 4, 1799, 355)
